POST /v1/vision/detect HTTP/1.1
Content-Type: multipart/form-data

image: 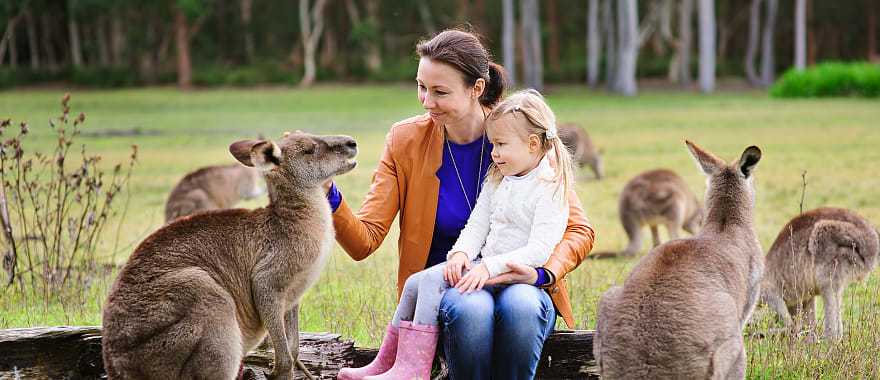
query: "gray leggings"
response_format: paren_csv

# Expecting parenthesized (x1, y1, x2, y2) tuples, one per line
(392, 262, 469, 327)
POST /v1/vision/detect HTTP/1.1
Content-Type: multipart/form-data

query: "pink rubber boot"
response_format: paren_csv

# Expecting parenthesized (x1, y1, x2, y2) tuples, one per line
(364, 321, 439, 380)
(337, 324, 400, 380)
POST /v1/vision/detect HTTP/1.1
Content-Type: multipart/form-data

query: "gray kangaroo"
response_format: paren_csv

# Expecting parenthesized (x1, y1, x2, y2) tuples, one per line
(164, 163, 265, 223)
(102, 131, 358, 380)
(595, 141, 763, 379)
(761, 207, 879, 341)
(558, 123, 604, 179)
(618, 169, 703, 257)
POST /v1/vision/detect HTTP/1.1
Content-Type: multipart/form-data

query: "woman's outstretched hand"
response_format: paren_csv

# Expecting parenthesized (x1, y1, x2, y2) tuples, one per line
(444, 252, 471, 285)
(455, 263, 490, 294)
(484, 262, 540, 286)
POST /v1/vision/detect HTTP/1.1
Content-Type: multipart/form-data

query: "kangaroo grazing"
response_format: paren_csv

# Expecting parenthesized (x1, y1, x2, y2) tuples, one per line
(164, 163, 265, 223)
(102, 131, 358, 380)
(617, 169, 703, 257)
(761, 207, 879, 341)
(557, 123, 604, 179)
(594, 141, 763, 379)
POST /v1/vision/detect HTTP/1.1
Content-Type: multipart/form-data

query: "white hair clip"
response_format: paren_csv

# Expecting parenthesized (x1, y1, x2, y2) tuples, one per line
(546, 126, 558, 139)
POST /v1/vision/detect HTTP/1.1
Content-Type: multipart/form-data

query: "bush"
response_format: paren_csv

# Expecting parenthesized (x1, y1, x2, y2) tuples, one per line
(193, 63, 298, 86)
(770, 62, 880, 98)
(70, 66, 141, 87)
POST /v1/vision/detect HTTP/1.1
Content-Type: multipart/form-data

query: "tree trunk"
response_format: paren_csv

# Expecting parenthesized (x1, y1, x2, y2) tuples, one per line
(760, 0, 777, 86)
(587, 0, 601, 88)
(96, 17, 111, 67)
(794, 0, 806, 70)
(1, 13, 20, 68)
(744, 0, 762, 86)
(502, 0, 516, 86)
(867, 0, 878, 61)
(174, 8, 192, 90)
(603, 0, 617, 91)
(24, 9, 39, 70)
(697, 0, 715, 93)
(679, 0, 694, 86)
(364, 0, 381, 73)
(40, 14, 57, 70)
(456, 0, 470, 23)
(546, 0, 561, 72)
(416, 0, 437, 35)
(67, 0, 84, 67)
(520, 0, 543, 91)
(299, 0, 329, 87)
(616, 0, 638, 96)
(241, 0, 255, 63)
(110, 12, 125, 66)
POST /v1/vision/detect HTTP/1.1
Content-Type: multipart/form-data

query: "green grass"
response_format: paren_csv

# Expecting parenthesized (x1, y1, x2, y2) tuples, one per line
(1, 85, 879, 378)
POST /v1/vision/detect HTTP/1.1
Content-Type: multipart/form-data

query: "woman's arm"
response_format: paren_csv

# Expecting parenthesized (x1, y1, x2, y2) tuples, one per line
(332, 131, 401, 261)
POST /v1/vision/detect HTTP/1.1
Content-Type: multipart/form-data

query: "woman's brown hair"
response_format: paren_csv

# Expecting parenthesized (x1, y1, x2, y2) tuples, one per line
(416, 29, 507, 107)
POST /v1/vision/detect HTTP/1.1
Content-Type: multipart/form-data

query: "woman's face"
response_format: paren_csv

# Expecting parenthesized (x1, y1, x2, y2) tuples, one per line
(416, 58, 482, 127)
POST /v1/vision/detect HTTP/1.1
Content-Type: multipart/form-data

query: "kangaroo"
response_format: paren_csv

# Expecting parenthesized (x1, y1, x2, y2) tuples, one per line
(594, 141, 763, 379)
(164, 163, 265, 223)
(761, 207, 879, 341)
(102, 131, 358, 380)
(618, 169, 703, 257)
(557, 123, 604, 179)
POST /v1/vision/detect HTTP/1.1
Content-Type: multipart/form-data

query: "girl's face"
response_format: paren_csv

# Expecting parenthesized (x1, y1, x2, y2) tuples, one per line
(416, 58, 483, 127)
(487, 114, 543, 177)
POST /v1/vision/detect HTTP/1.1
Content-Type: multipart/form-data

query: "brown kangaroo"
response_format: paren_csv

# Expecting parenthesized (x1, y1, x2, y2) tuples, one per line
(558, 123, 604, 179)
(164, 164, 265, 223)
(761, 207, 879, 341)
(594, 141, 763, 379)
(618, 169, 703, 257)
(102, 131, 358, 380)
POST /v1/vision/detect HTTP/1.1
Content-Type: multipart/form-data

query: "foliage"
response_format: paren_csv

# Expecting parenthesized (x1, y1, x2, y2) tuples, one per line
(771, 62, 880, 98)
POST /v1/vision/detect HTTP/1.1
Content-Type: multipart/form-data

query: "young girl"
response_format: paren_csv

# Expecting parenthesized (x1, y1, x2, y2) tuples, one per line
(338, 89, 575, 380)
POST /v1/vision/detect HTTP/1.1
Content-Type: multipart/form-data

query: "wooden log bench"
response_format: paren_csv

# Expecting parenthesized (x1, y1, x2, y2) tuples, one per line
(0, 326, 597, 379)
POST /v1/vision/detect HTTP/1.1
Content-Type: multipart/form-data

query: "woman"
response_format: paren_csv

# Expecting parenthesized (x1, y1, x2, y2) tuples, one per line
(328, 29, 595, 379)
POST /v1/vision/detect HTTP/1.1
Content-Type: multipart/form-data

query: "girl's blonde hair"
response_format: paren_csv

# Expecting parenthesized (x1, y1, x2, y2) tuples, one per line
(485, 89, 575, 199)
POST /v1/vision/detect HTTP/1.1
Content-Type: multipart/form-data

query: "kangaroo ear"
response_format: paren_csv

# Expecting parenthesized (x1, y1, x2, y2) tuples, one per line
(250, 141, 282, 171)
(686, 140, 723, 175)
(738, 146, 762, 178)
(230, 140, 259, 166)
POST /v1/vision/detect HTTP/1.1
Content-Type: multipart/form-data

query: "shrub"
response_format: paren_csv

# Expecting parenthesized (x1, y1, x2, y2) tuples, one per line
(771, 62, 880, 98)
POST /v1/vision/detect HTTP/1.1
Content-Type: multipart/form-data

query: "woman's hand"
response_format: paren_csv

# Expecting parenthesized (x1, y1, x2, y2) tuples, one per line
(484, 262, 540, 286)
(444, 252, 471, 285)
(455, 263, 490, 294)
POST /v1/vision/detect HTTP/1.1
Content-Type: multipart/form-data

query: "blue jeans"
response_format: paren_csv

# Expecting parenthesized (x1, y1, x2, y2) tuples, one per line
(438, 284, 556, 380)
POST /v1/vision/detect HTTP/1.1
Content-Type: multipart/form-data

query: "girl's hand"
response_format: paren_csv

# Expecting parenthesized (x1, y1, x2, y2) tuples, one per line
(455, 263, 490, 294)
(444, 252, 471, 285)
(485, 262, 540, 286)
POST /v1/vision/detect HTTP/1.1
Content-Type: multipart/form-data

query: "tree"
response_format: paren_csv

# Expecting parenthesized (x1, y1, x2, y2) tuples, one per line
(343, 0, 381, 74)
(602, 0, 617, 91)
(794, 0, 806, 70)
(586, 0, 600, 88)
(698, 0, 716, 93)
(744, 0, 762, 85)
(520, 0, 542, 91)
(678, 0, 694, 86)
(67, 0, 84, 67)
(24, 7, 39, 69)
(760, 0, 778, 86)
(174, 7, 192, 89)
(298, 0, 328, 87)
(546, 0, 561, 72)
(615, 0, 637, 96)
(241, 0, 255, 62)
(501, 0, 516, 86)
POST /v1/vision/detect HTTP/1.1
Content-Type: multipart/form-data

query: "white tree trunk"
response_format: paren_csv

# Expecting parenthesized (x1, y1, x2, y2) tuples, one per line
(241, 0, 255, 62)
(502, 0, 516, 86)
(520, 0, 543, 91)
(603, 0, 617, 91)
(299, 0, 329, 87)
(679, 0, 694, 86)
(616, 0, 638, 96)
(110, 14, 125, 66)
(25, 10, 39, 69)
(67, 1, 83, 67)
(794, 0, 806, 70)
(364, 0, 381, 73)
(760, 0, 777, 86)
(587, 0, 601, 88)
(697, 0, 715, 93)
(744, 0, 762, 85)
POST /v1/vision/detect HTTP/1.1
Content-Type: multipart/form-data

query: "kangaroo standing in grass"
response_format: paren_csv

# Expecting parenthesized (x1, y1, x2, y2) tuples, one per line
(618, 169, 703, 257)
(164, 163, 265, 223)
(594, 141, 763, 379)
(761, 207, 879, 341)
(102, 131, 358, 380)
(557, 123, 604, 179)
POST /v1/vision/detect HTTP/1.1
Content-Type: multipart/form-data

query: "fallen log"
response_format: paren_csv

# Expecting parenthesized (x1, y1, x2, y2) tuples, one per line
(0, 326, 597, 379)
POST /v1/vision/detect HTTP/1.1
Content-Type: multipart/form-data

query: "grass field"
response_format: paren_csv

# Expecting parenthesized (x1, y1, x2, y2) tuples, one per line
(1, 85, 878, 378)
